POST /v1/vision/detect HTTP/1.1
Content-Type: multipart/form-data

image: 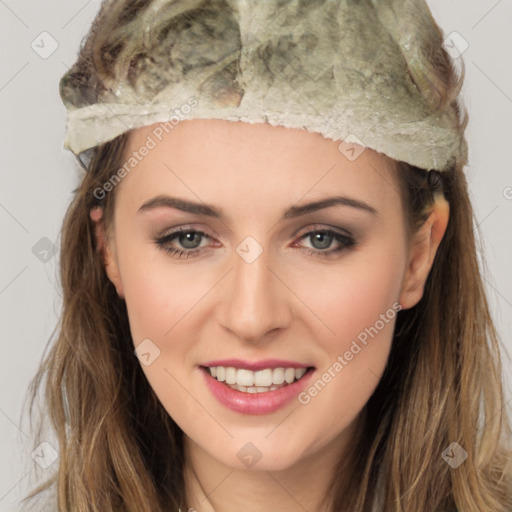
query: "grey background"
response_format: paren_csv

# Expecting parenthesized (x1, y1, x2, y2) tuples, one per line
(1, 1, 511, 510)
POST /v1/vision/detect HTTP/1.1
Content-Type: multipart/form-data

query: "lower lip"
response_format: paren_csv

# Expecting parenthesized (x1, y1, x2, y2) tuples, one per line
(200, 366, 315, 415)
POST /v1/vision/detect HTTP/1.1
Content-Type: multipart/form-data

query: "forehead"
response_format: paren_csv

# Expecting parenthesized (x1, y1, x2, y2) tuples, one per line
(119, 119, 401, 215)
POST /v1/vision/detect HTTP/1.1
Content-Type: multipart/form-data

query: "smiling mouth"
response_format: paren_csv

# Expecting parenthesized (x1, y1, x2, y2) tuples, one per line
(200, 365, 315, 393)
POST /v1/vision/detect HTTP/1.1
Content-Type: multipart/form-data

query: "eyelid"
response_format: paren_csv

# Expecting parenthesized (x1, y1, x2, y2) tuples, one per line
(293, 223, 354, 239)
(155, 225, 215, 246)
(156, 224, 214, 241)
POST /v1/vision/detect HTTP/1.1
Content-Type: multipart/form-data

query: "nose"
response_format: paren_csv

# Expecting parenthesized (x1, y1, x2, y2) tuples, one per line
(216, 244, 293, 345)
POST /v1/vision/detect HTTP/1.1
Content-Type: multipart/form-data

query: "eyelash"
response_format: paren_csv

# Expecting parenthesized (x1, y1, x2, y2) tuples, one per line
(154, 226, 356, 260)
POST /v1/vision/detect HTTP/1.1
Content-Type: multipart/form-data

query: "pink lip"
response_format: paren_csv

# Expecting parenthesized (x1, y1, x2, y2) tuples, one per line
(200, 366, 315, 415)
(200, 358, 311, 371)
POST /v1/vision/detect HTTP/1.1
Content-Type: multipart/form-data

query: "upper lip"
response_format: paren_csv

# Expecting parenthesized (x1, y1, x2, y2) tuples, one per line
(200, 359, 313, 371)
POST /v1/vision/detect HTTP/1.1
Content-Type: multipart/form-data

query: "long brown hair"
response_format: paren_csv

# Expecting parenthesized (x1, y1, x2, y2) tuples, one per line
(322, 158, 512, 511)
(23, 1, 512, 511)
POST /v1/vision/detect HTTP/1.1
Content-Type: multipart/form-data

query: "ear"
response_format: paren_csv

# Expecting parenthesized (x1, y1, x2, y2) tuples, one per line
(398, 196, 449, 310)
(90, 207, 125, 299)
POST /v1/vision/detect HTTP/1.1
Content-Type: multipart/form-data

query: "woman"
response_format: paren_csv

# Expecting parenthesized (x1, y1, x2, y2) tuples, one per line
(24, 0, 512, 510)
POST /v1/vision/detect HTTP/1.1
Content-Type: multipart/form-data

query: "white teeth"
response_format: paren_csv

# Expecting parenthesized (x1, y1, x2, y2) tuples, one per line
(254, 369, 273, 387)
(237, 369, 254, 387)
(284, 368, 295, 383)
(295, 368, 307, 380)
(206, 365, 310, 390)
(272, 368, 285, 384)
(225, 367, 237, 384)
(227, 383, 282, 393)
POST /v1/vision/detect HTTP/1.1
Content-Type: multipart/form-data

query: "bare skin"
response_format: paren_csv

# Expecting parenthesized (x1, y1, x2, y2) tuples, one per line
(95, 119, 449, 512)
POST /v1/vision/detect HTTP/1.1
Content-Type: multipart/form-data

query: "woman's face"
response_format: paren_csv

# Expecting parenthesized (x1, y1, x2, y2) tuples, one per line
(102, 119, 429, 471)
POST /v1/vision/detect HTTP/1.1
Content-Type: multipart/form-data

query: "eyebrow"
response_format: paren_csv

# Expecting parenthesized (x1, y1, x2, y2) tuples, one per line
(137, 194, 378, 219)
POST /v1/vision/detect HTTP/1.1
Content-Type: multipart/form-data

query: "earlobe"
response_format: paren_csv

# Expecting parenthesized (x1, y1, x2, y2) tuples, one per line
(399, 195, 450, 310)
(90, 207, 125, 299)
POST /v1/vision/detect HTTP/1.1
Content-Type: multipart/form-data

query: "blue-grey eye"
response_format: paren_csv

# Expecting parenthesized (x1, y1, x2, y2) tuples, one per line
(309, 231, 334, 250)
(177, 231, 203, 249)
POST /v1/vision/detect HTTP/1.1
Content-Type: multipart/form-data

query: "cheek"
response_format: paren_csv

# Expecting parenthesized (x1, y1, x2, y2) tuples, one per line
(116, 238, 209, 346)
(297, 236, 405, 349)
(116, 247, 212, 427)
(291, 241, 405, 439)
